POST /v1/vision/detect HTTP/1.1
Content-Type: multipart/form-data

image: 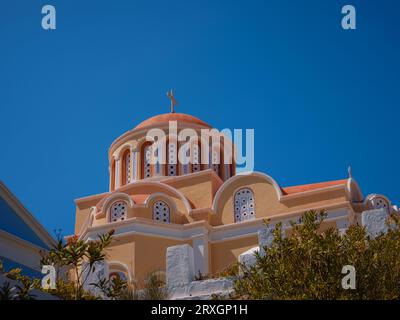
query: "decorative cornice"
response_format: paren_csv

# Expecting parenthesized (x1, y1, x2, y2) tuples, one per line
(80, 204, 351, 244)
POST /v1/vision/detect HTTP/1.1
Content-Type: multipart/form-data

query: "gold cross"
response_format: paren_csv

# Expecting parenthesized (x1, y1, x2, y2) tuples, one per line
(167, 89, 177, 113)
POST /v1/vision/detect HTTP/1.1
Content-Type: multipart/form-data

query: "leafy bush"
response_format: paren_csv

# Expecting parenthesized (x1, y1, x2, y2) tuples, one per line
(0, 266, 39, 300)
(1, 229, 168, 300)
(40, 230, 114, 300)
(141, 272, 167, 300)
(94, 271, 167, 300)
(234, 210, 400, 300)
(0, 282, 15, 300)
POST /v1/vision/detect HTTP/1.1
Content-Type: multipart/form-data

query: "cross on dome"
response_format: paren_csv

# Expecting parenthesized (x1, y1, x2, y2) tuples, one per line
(167, 89, 177, 113)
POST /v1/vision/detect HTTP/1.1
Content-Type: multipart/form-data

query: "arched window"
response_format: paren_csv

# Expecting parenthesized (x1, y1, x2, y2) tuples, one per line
(154, 146, 162, 176)
(122, 149, 131, 185)
(181, 144, 190, 175)
(234, 188, 255, 222)
(167, 140, 177, 176)
(192, 142, 201, 173)
(142, 143, 152, 179)
(110, 201, 128, 222)
(211, 146, 220, 175)
(370, 196, 389, 211)
(153, 201, 170, 223)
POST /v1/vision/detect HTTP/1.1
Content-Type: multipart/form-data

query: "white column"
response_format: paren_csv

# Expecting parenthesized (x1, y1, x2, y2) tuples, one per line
(361, 208, 389, 238)
(166, 244, 195, 289)
(258, 226, 274, 257)
(134, 148, 140, 180)
(115, 157, 121, 188)
(108, 164, 112, 190)
(192, 236, 209, 277)
(224, 164, 231, 180)
(130, 147, 136, 182)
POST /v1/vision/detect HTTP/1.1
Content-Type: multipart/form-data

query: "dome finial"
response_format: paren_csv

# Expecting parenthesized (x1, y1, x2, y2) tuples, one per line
(348, 165, 353, 179)
(167, 89, 177, 113)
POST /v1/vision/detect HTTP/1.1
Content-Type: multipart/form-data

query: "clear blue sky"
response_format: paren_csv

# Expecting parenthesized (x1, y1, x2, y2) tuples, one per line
(1, 0, 399, 237)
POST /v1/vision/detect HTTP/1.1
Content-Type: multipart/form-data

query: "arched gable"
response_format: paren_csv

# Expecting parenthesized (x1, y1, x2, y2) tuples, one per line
(123, 181, 192, 215)
(211, 171, 283, 225)
(97, 192, 135, 220)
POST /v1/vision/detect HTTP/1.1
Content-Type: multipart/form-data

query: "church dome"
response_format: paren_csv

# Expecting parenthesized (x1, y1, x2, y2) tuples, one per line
(107, 92, 235, 190)
(134, 113, 211, 130)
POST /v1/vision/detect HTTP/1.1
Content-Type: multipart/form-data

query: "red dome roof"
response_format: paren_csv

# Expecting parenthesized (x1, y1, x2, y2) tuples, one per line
(134, 113, 211, 130)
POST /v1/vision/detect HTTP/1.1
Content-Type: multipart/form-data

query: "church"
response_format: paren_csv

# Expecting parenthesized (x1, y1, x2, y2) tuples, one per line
(73, 93, 398, 284)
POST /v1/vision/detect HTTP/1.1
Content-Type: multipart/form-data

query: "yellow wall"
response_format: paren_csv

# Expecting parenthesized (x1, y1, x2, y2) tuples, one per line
(105, 234, 190, 283)
(212, 175, 348, 226)
(105, 238, 135, 276)
(164, 172, 214, 210)
(210, 235, 258, 275)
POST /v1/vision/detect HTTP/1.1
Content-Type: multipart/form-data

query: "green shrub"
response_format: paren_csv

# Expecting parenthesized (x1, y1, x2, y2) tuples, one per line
(234, 210, 400, 300)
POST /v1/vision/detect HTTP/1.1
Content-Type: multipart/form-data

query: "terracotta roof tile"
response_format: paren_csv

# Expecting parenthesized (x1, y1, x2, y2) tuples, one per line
(134, 113, 211, 130)
(281, 179, 348, 195)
